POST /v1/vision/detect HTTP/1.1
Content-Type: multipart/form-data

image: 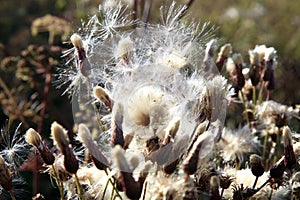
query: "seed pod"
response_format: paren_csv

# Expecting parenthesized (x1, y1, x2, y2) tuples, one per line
(282, 126, 296, 169)
(250, 154, 265, 177)
(77, 124, 109, 170)
(111, 105, 125, 147)
(38, 142, 55, 165)
(270, 156, 285, 179)
(26, 128, 55, 165)
(113, 146, 142, 200)
(183, 133, 208, 175)
(63, 145, 79, 174)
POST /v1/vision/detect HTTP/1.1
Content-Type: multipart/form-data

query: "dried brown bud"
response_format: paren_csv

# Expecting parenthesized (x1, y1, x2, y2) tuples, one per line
(283, 126, 296, 169)
(51, 122, 78, 173)
(63, 145, 79, 174)
(0, 155, 12, 191)
(111, 105, 125, 147)
(38, 142, 55, 165)
(183, 133, 208, 175)
(270, 156, 285, 179)
(216, 44, 232, 72)
(25, 128, 54, 165)
(250, 154, 265, 177)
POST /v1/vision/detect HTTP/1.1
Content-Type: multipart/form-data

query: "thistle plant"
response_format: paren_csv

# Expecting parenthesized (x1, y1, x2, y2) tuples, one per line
(0, 1, 299, 200)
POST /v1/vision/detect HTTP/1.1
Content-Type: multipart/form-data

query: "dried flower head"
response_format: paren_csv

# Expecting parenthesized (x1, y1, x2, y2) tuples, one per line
(25, 128, 42, 148)
(51, 122, 78, 174)
(250, 154, 265, 177)
(51, 121, 69, 152)
(25, 128, 55, 165)
(70, 33, 84, 50)
(218, 126, 260, 164)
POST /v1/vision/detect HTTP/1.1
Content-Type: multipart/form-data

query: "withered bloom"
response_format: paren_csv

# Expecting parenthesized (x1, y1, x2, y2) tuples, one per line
(232, 53, 245, 90)
(250, 154, 265, 178)
(25, 128, 55, 165)
(269, 156, 285, 189)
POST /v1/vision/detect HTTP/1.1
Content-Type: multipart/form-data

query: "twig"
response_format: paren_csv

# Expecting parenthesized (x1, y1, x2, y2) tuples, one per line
(142, 0, 152, 24)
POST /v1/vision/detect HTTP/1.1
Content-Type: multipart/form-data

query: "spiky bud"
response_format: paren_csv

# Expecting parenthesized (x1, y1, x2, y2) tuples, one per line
(219, 175, 234, 190)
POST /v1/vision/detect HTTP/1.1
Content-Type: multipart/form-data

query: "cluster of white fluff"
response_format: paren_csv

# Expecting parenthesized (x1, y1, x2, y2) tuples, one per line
(58, 1, 233, 173)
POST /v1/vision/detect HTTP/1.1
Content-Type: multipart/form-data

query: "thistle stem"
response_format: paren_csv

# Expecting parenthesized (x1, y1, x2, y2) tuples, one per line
(240, 90, 250, 124)
(258, 81, 265, 105)
(220, 188, 224, 199)
(52, 165, 64, 199)
(74, 173, 85, 200)
(101, 169, 123, 200)
(252, 86, 257, 105)
(9, 190, 16, 200)
(252, 176, 259, 189)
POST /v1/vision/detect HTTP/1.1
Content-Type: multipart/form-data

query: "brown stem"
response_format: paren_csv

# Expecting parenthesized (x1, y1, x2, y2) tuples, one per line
(142, 0, 152, 24)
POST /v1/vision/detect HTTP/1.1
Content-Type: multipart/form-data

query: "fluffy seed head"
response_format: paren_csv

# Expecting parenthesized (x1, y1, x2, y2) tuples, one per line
(218, 43, 232, 58)
(25, 128, 42, 148)
(232, 53, 244, 66)
(70, 33, 84, 50)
